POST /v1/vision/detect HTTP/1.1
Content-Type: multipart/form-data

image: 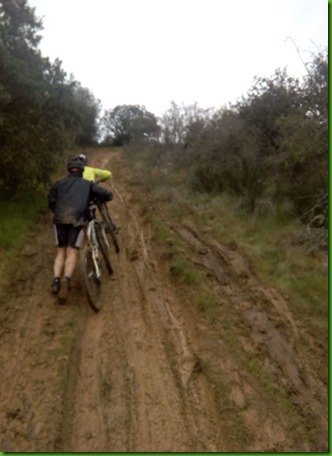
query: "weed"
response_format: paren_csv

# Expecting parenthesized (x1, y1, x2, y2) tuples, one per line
(150, 215, 170, 243)
(169, 258, 201, 285)
(195, 293, 220, 322)
(0, 194, 46, 258)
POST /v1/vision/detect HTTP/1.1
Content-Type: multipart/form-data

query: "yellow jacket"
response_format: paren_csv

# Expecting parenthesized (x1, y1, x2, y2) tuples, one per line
(83, 166, 112, 182)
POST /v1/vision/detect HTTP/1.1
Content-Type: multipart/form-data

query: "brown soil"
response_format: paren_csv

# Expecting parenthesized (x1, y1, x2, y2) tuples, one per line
(0, 148, 328, 452)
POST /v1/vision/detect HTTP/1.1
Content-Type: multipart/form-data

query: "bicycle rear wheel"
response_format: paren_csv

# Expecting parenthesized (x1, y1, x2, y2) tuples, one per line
(80, 246, 103, 311)
(99, 203, 120, 253)
(95, 223, 113, 275)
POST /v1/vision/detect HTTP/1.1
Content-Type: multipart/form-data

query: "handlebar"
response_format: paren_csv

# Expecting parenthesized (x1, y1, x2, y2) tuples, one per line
(89, 199, 108, 208)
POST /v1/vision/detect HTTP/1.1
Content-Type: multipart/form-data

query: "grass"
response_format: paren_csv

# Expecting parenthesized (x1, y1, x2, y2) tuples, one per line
(131, 149, 327, 328)
(191, 192, 328, 325)
(195, 293, 220, 321)
(127, 144, 328, 332)
(169, 258, 201, 285)
(150, 214, 171, 243)
(0, 193, 47, 259)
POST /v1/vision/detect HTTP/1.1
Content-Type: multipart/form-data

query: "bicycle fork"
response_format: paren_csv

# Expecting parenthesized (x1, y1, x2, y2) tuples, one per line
(87, 223, 102, 281)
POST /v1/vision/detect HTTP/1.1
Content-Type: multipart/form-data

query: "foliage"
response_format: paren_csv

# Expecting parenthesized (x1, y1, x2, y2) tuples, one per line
(0, 0, 327, 235)
(160, 101, 211, 147)
(101, 104, 160, 146)
(0, 191, 46, 257)
(273, 51, 328, 226)
(0, 0, 100, 199)
(235, 68, 302, 155)
(133, 49, 327, 228)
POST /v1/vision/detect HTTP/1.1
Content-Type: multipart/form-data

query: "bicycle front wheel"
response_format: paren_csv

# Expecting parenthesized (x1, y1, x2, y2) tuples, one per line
(95, 223, 113, 275)
(80, 246, 103, 311)
(99, 203, 120, 253)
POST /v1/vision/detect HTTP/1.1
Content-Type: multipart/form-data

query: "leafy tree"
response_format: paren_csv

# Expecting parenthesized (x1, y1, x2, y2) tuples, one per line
(235, 69, 301, 156)
(101, 104, 160, 146)
(160, 101, 186, 145)
(274, 50, 328, 226)
(303, 50, 328, 122)
(160, 101, 211, 147)
(71, 84, 101, 146)
(191, 109, 266, 211)
(0, 0, 42, 50)
(0, 0, 101, 198)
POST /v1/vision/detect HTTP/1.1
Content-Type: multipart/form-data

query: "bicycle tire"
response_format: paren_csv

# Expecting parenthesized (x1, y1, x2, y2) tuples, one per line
(99, 204, 120, 253)
(95, 223, 113, 275)
(80, 246, 103, 311)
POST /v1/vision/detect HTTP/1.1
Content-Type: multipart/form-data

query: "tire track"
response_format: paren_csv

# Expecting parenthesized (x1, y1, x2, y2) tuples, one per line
(64, 149, 228, 451)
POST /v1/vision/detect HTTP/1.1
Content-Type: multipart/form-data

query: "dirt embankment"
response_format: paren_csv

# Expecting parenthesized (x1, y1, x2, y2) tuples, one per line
(0, 148, 328, 452)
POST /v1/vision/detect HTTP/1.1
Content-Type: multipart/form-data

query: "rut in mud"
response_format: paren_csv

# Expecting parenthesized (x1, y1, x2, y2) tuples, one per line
(0, 148, 328, 452)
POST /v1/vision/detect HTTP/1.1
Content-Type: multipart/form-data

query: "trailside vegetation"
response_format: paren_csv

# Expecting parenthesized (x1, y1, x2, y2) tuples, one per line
(100, 104, 161, 146)
(0, 0, 327, 254)
(0, 0, 100, 200)
(123, 49, 328, 239)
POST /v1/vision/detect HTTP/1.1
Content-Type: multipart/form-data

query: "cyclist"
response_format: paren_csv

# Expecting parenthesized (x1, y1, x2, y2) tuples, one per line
(75, 153, 112, 183)
(76, 153, 118, 233)
(48, 158, 113, 299)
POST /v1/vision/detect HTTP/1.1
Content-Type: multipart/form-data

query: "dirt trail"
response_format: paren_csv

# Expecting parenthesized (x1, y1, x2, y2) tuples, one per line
(0, 149, 328, 452)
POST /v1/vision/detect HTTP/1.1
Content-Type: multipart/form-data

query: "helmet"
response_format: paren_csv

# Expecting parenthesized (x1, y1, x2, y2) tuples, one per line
(67, 158, 84, 173)
(76, 153, 87, 165)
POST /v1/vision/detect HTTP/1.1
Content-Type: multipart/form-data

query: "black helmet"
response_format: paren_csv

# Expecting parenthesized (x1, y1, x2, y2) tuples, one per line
(67, 158, 84, 174)
(75, 153, 87, 165)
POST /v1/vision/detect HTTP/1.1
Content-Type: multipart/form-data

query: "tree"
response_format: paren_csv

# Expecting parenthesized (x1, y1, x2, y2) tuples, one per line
(0, 0, 102, 198)
(71, 84, 101, 146)
(235, 69, 301, 156)
(101, 104, 160, 146)
(274, 50, 328, 226)
(160, 101, 211, 147)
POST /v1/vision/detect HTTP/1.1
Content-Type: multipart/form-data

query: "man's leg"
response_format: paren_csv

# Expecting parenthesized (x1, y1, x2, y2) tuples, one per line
(57, 226, 82, 299)
(54, 247, 66, 277)
(63, 246, 79, 279)
(52, 247, 66, 294)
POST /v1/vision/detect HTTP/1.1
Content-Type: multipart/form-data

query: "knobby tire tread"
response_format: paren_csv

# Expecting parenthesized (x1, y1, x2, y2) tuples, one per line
(95, 224, 113, 275)
(80, 246, 103, 312)
(100, 204, 120, 253)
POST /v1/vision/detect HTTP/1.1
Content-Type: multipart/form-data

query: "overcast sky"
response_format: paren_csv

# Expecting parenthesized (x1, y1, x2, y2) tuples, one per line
(28, 0, 328, 117)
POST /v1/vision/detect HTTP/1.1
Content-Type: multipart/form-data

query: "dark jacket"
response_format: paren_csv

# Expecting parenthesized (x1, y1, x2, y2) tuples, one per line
(48, 172, 113, 225)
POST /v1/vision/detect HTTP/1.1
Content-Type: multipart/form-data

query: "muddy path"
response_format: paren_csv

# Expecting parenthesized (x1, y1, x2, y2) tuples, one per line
(0, 148, 328, 452)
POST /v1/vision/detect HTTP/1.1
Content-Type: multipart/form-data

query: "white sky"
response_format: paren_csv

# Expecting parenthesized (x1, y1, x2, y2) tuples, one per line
(28, 0, 328, 117)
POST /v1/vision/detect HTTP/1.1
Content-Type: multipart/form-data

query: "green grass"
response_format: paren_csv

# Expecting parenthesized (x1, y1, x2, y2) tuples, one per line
(169, 258, 201, 285)
(132, 146, 328, 327)
(195, 293, 219, 321)
(0, 194, 46, 258)
(150, 214, 171, 242)
(191, 192, 328, 323)
(122, 147, 327, 447)
(131, 155, 327, 330)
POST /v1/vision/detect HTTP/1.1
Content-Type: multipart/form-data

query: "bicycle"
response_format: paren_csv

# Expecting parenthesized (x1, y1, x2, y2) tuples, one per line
(80, 201, 113, 312)
(95, 179, 120, 254)
(97, 200, 120, 254)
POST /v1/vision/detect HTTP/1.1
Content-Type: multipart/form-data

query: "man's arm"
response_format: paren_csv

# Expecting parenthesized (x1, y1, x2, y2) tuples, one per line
(93, 168, 112, 181)
(91, 182, 113, 202)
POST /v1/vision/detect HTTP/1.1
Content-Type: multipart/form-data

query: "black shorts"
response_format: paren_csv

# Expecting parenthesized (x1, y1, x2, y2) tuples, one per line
(54, 224, 84, 249)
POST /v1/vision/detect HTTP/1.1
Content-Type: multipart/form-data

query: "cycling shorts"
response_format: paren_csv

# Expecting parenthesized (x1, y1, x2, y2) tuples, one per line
(54, 224, 84, 249)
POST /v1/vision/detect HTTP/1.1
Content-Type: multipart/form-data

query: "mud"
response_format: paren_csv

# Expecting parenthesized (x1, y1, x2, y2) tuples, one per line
(0, 148, 328, 452)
